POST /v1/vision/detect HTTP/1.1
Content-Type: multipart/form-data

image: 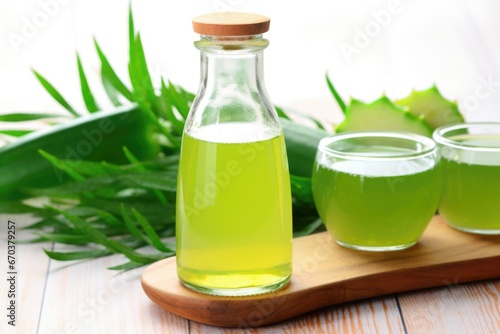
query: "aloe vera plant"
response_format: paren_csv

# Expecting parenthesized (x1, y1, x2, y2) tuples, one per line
(326, 75, 464, 135)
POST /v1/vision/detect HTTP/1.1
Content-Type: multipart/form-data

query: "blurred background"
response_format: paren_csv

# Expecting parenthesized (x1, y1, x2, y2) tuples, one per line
(1, 0, 500, 127)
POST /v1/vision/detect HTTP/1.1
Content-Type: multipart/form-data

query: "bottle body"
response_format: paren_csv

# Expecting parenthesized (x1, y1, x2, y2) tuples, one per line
(176, 35, 292, 296)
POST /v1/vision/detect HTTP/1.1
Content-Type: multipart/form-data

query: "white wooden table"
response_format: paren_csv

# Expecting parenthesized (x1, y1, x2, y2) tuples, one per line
(0, 213, 499, 334)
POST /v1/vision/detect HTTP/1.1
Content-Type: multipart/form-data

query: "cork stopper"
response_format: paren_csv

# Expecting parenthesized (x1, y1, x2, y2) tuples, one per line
(192, 12, 270, 36)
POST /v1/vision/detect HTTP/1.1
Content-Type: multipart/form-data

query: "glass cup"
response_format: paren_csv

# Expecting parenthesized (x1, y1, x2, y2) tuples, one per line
(312, 131, 441, 251)
(433, 123, 500, 234)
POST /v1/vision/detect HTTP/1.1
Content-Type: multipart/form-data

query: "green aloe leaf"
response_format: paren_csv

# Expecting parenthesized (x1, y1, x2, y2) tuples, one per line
(290, 175, 313, 203)
(77, 53, 101, 113)
(293, 218, 323, 238)
(32, 70, 79, 117)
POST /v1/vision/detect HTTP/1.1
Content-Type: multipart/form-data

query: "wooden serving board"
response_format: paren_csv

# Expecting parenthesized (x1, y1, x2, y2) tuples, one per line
(141, 216, 500, 328)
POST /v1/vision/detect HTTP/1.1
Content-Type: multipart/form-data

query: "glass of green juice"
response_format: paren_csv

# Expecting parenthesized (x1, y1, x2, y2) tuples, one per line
(312, 132, 441, 251)
(433, 123, 500, 234)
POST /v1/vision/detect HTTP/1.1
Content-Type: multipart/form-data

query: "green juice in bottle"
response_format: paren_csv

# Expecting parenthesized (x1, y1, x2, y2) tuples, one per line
(177, 12, 293, 296)
(176, 124, 292, 295)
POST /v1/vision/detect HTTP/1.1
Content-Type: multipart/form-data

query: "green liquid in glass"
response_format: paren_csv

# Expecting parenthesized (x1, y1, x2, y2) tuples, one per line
(439, 135, 500, 234)
(313, 150, 440, 250)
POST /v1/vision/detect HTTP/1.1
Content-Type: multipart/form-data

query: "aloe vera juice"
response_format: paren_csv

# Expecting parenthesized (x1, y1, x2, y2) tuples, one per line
(176, 123, 292, 294)
(313, 149, 440, 250)
(438, 135, 500, 233)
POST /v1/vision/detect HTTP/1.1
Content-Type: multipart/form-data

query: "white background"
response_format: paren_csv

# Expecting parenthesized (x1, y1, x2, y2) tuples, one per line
(1, 0, 500, 128)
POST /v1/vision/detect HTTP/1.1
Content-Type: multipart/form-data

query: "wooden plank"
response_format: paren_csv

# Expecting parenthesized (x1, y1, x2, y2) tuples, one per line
(141, 216, 500, 327)
(0, 213, 52, 334)
(398, 279, 500, 333)
(190, 297, 404, 333)
(37, 244, 189, 334)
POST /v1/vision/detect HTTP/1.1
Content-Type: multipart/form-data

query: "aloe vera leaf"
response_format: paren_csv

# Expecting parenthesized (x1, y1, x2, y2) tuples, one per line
(281, 119, 328, 178)
(32, 70, 79, 117)
(0, 106, 158, 199)
(336, 96, 433, 137)
(395, 85, 464, 129)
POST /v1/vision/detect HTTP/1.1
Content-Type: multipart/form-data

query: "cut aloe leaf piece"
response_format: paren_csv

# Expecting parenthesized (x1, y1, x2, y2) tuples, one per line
(395, 85, 464, 129)
(336, 96, 433, 137)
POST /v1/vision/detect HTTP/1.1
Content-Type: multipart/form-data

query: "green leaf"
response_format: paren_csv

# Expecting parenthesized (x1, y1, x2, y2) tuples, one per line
(77, 53, 101, 113)
(120, 203, 148, 241)
(293, 218, 324, 238)
(57, 209, 163, 264)
(94, 210, 122, 226)
(38, 149, 86, 182)
(0, 130, 33, 137)
(290, 175, 314, 203)
(125, 172, 177, 192)
(129, 33, 158, 114)
(0, 201, 46, 214)
(94, 38, 134, 102)
(44, 248, 111, 261)
(128, 4, 135, 58)
(326, 74, 347, 114)
(0, 113, 65, 122)
(160, 78, 185, 135)
(123, 146, 168, 204)
(36, 231, 91, 245)
(132, 208, 174, 253)
(275, 106, 291, 120)
(165, 80, 190, 119)
(281, 108, 326, 130)
(81, 196, 175, 227)
(32, 70, 79, 117)
(108, 260, 146, 271)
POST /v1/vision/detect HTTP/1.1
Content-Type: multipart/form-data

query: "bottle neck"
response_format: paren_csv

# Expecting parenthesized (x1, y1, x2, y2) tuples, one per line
(195, 35, 269, 94)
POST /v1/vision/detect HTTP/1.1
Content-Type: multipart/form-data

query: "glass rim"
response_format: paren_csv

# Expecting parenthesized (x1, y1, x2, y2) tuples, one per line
(433, 122, 500, 152)
(317, 131, 436, 161)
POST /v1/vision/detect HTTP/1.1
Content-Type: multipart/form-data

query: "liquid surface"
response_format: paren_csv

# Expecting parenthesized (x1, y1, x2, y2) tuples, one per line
(176, 123, 292, 294)
(313, 149, 440, 249)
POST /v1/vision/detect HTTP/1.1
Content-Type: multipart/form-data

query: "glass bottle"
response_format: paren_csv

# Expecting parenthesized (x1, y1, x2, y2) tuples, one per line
(176, 12, 293, 296)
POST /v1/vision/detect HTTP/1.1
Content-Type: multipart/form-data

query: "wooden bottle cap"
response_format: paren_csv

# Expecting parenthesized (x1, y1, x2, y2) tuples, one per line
(192, 12, 270, 36)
